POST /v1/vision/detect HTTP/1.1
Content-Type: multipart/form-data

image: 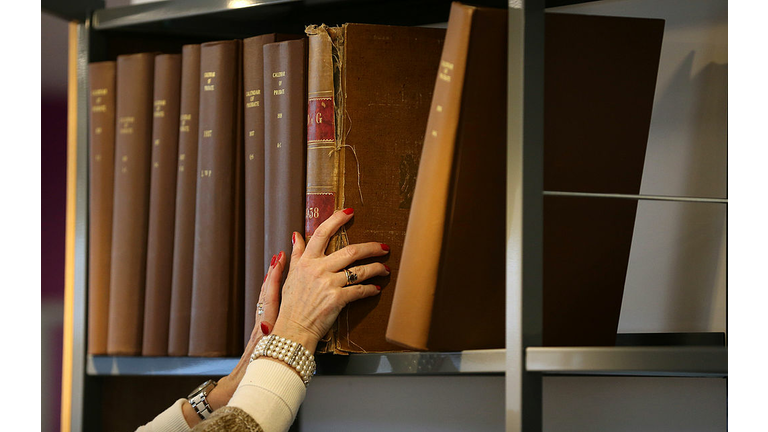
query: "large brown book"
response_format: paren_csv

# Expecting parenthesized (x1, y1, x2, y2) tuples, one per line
(242, 34, 300, 344)
(188, 40, 244, 357)
(168, 44, 201, 356)
(386, 3, 506, 351)
(142, 54, 182, 356)
(263, 39, 307, 286)
(87, 61, 116, 355)
(305, 24, 445, 353)
(107, 53, 156, 355)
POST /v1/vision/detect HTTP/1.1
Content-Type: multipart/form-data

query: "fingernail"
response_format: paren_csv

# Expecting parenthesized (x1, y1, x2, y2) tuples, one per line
(270, 255, 277, 266)
(376, 285, 382, 291)
(343, 208, 354, 215)
(264, 273, 268, 282)
(292, 232, 296, 245)
(278, 251, 284, 262)
(380, 243, 390, 252)
(261, 322, 271, 335)
(384, 264, 391, 273)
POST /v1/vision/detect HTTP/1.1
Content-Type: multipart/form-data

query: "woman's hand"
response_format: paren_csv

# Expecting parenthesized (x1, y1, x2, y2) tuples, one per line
(270, 208, 390, 353)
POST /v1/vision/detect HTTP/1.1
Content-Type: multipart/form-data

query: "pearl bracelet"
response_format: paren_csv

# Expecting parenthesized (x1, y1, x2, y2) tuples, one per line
(250, 334, 316, 386)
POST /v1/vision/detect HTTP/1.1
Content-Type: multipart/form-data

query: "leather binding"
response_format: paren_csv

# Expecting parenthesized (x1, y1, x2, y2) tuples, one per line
(168, 44, 201, 356)
(542, 13, 664, 346)
(142, 54, 182, 356)
(305, 24, 445, 353)
(189, 40, 245, 357)
(87, 61, 116, 355)
(386, 3, 507, 351)
(107, 53, 156, 355)
(263, 39, 307, 284)
(242, 34, 300, 345)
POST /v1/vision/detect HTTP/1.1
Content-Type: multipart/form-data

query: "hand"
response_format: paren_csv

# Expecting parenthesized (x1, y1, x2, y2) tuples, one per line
(181, 256, 286, 427)
(271, 208, 391, 353)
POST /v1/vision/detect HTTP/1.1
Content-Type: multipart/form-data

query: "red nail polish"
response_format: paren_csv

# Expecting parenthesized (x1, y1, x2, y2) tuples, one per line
(376, 285, 382, 291)
(343, 208, 354, 215)
(270, 255, 276, 266)
(380, 243, 390, 252)
(264, 273, 268, 282)
(292, 232, 296, 245)
(278, 251, 284, 262)
(261, 322, 270, 335)
(384, 264, 391, 273)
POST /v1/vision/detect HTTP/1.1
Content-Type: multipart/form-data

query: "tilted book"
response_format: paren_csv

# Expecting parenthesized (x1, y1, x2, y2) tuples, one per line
(87, 61, 116, 355)
(305, 23, 445, 353)
(107, 53, 155, 355)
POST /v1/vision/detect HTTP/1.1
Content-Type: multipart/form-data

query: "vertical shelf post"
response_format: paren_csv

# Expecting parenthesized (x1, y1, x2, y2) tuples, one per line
(506, 0, 544, 431)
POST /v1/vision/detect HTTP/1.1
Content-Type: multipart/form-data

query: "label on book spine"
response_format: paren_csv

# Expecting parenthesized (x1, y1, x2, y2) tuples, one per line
(305, 96, 336, 236)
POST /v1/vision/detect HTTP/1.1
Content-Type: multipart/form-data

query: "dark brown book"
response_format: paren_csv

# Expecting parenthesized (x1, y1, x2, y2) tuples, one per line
(242, 34, 300, 345)
(168, 44, 201, 357)
(188, 40, 244, 357)
(542, 13, 664, 346)
(263, 39, 307, 287)
(305, 24, 445, 353)
(107, 52, 156, 355)
(386, 3, 506, 351)
(142, 54, 182, 356)
(87, 61, 116, 355)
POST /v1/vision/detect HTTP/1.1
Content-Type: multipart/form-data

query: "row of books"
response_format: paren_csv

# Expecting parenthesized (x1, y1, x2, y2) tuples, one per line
(88, 2, 666, 357)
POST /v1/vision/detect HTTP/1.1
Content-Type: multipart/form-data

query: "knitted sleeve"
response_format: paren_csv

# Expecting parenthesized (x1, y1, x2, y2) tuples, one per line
(191, 406, 264, 432)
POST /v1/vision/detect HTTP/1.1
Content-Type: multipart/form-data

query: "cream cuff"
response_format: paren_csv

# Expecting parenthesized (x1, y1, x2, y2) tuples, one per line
(136, 398, 192, 432)
(228, 358, 307, 432)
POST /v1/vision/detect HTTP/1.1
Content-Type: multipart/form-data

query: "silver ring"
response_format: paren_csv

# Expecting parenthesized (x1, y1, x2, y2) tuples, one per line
(257, 302, 265, 316)
(344, 268, 358, 286)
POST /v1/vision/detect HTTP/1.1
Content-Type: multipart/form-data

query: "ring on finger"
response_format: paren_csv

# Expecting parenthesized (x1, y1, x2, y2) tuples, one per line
(344, 268, 358, 286)
(257, 302, 265, 316)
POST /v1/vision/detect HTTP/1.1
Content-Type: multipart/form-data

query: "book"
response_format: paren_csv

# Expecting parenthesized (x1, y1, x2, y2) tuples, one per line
(242, 34, 300, 344)
(87, 61, 116, 355)
(386, 2, 507, 351)
(188, 40, 245, 357)
(107, 52, 156, 355)
(305, 23, 445, 353)
(168, 44, 201, 356)
(142, 53, 182, 356)
(263, 39, 307, 284)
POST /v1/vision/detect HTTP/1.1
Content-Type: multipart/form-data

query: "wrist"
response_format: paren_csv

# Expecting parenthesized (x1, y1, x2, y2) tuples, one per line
(271, 321, 319, 354)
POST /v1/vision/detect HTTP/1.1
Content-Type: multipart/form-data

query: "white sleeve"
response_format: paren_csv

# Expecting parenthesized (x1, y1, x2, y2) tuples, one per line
(135, 398, 192, 432)
(228, 358, 307, 432)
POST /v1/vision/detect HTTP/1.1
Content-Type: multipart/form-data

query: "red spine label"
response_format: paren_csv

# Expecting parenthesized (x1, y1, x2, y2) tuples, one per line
(306, 97, 337, 237)
(305, 193, 336, 237)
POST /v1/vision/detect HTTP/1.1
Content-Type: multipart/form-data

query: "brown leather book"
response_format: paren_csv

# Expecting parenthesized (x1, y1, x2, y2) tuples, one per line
(188, 40, 244, 357)
(168, 44, 201, 357)
(142, 54, 182, 356)
(305, 24, 445, 353)
(87, 61, 116, 355)
(107, 52, 156, 355)
(386, 3, 506, 351)
(242, 34, 300, 345)
(263, 39, 307, 281)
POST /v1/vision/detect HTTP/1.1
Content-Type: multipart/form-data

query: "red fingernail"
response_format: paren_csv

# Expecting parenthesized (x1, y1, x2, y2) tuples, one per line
(264, 273, 268, 282)
(292, 232, 296, 245)
(343, 208, 354, 215)
(270, 255, 276, 266)
(278, 251, 284, 262)
(380, 243, 390, 252)
(261, 322, 271, 335)
(376, 285, 382, 291)
(384, 264, 391, 273)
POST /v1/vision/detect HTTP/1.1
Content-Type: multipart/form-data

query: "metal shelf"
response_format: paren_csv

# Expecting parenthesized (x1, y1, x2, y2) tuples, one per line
(543, 191, 728, 204)
(87, 349, 506, 376)
(526, 346, 727, 378)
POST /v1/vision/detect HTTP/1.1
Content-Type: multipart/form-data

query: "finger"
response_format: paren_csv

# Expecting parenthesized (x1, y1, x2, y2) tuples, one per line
(339, 283, 382, 305)
(335, 262, 390, 287)
(261, 251, 285, 329)
(291, 231, 306, 263)
(324, 242, 390, 272)
(304, 208, 354, 258)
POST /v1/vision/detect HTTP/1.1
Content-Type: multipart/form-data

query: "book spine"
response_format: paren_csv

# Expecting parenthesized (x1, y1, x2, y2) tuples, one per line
(242, 35, 273, 345)
(107, 53, 155, 355)
(189, 40, 243, 357)
(87, 61, 116, 355)
(386, 4, 474, 351)
(142, 54, 182, 356)
(263, 39, 307, 278)
(168, 44, 201, 356)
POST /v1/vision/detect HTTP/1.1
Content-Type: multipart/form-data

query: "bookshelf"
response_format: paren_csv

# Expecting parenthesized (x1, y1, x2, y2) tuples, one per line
(53, 0, 727, 430)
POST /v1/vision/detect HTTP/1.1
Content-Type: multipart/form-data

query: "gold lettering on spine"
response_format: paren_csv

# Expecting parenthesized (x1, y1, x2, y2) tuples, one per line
(118, 116, 134, 134)
(277, 113, 283, 119)
(200, 169, 212, 177)
(203, 130, 212, 138)
(273, 89, 285, 95)
(180, 113, 191, 132)
(246, 89, 261, 108)
(204, 71, 216, 91)
(272, 71, 286, 78)
(154, 100, 166, 117)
